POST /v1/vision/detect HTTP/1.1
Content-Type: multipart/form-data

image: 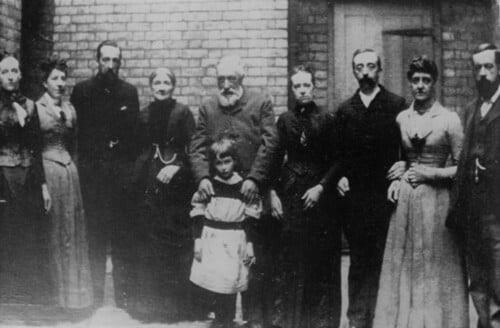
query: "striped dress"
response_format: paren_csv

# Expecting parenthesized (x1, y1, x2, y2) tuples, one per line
(189, 173, 261, 294)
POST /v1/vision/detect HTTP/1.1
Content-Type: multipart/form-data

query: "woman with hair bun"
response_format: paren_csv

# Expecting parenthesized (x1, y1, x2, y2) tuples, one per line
(37, 54, 93, 309)
(131, 67, 195, 320)
(373, 56, 468, 328)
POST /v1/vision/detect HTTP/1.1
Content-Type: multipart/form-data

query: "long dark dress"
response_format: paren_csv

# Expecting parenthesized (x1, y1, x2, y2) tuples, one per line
(36, 94, 93, 309)
(0, 90, 51, 304)
(373, 102, 468, 328)
(131, 98, 195, 320)
(270, 102, 342, 328)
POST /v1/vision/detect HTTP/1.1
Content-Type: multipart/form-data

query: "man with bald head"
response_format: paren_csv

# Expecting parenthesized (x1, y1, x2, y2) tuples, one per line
(448, 43, 500, 328)
(334, 49, 406, 328)
(189, 55, 278, 327)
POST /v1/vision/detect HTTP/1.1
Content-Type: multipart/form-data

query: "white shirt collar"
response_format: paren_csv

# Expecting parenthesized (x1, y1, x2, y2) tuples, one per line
(359, 85, 381, 108)
(44, 92, 62, 108)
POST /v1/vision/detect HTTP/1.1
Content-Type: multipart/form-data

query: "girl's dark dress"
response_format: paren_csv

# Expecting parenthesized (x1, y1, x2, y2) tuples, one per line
(131, 98, 195, 320)
(0, 90, 51, 304)
(270, 101, 342, 328)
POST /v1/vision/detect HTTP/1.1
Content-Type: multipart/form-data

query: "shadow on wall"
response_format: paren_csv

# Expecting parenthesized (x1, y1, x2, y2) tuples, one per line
(20, 0, 55, 100)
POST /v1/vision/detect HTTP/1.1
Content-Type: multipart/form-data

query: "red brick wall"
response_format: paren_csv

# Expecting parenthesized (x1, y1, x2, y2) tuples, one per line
(289, 0, 493, 115)
(0, 0, 22, 53)
(52, 0, 288, 114)
(289, 0, 329, 108)
(441, 0, 493, 115)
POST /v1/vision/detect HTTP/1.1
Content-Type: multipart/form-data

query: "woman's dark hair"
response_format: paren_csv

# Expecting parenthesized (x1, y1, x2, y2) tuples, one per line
(40, 54, 68, 81)
(0, 51, 17, 62)
(208, 132, 240, 172)
(290, 64, 315, 85)
(407, 55, 438, 81)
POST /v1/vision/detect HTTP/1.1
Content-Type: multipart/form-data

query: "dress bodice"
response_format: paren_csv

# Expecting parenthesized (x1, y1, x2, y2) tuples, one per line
(397, 101, 462, 168)
(36, 95, 76, 165)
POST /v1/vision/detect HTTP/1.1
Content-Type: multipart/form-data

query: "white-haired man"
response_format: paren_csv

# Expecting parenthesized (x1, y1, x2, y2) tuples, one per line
(189, 55, 279, 328)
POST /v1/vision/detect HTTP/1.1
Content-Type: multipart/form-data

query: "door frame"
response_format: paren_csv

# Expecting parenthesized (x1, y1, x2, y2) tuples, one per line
(327, 0, 443, 112)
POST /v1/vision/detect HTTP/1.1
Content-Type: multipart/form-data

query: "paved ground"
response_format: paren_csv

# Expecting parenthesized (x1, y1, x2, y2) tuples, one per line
(0, 256, 477, 328)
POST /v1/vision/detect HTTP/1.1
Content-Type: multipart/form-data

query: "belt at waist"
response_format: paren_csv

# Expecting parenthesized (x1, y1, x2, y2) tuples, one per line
(204, 218, 244, 230)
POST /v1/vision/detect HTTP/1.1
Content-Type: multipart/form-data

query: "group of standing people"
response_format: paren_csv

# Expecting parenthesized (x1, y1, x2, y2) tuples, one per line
(0, 37, 499, 328)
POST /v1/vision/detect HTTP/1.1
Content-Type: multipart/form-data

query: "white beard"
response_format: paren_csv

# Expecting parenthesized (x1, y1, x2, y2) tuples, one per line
(217, 86, 243, 108)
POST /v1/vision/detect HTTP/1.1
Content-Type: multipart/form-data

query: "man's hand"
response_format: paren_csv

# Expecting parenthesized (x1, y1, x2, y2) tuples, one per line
(194, 238, 202, 262)
(269, 189, 283, 220)
(387, 180, 401, 203)
(387, 161, 406, 180)
(241, 179, 259, 203)
(156, 165, 180, 184)
(302, 184, 324, 210)
(197, 178, 215, 201)
(337, 177, 350, 197)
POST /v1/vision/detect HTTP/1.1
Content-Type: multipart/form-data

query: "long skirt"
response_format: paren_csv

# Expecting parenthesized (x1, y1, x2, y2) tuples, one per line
(0, 166, 51, 304)
(373, 180, 468, 328)
(44, 159, 93, 309)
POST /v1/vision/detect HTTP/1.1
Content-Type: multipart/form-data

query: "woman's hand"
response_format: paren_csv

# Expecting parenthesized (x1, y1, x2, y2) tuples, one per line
(194, 238, 202, 262)
(406, 165, 435, 185)
(387, 180, 401, 203)
(197, 178, 214, 201)
(41, 183, 51, 213)
(269, 189, 283, 220)
(337, 177, 350, 197)
(302, 184, 324, 210)
(156, 165, 180, 184)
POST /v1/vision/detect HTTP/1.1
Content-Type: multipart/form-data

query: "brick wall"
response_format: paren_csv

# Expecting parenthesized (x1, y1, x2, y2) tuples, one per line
(441, 0, 493, 116)
(52, 0, 288, 115)
(289, 0, 328, 108)
(0, 0, 22, 53)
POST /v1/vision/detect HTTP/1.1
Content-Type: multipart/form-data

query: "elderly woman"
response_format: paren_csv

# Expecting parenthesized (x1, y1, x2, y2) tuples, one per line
(0, 53, 51, 303)
(36, 55, 93, 310)
(373, 57, 468, 328)
(131, 67, 195, 320)
(268, 65, 342, 328)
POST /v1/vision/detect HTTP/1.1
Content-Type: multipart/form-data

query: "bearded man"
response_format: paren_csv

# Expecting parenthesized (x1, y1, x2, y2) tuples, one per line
(70, 40, 140, 309)
(448, 43, 500, 328)
(334, 49, 406, 328)
(189, 55, 278, 328)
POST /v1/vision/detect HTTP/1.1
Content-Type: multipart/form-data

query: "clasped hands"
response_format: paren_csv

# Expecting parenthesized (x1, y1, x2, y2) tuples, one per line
(387, 162, 437, 203)
(269, 184, 324, 220)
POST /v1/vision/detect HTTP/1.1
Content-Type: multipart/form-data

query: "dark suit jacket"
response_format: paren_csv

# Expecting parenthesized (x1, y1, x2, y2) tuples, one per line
(447, 98, 500, 231)
(70, 76, 140, 164)
(132, 100, 195, 187)
(334, 86, 406, 196)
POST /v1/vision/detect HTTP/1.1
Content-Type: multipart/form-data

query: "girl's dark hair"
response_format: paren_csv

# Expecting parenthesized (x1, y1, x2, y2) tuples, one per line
(40, 54, 68, 81)
(407, 55, 438, 81)
(208, 132, 239, 171)
(290, 64, 315, 85)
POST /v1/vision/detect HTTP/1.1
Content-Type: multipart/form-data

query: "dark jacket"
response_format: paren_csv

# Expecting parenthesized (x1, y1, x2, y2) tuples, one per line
(132, 99, 195, 198)
(272, 101, 341, 193)
(447, 98, 500, 231)
(189, 89, 279, 188)
(334, 86, 406, 195)
(70, 75, 140, 164)
(0, 90, 45, 186)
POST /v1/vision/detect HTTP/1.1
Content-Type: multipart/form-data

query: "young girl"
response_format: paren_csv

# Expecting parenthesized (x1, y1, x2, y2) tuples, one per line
(189, 134, 261, 328)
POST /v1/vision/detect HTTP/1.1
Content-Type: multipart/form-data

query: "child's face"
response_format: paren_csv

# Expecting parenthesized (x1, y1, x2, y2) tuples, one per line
(215, 155, 235, 179)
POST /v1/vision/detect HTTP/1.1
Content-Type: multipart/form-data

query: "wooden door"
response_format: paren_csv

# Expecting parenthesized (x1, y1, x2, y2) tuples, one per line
(332, 0, 436, 108)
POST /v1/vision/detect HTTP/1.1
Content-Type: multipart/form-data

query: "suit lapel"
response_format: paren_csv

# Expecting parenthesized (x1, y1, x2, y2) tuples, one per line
(485, 97, 500, 125)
